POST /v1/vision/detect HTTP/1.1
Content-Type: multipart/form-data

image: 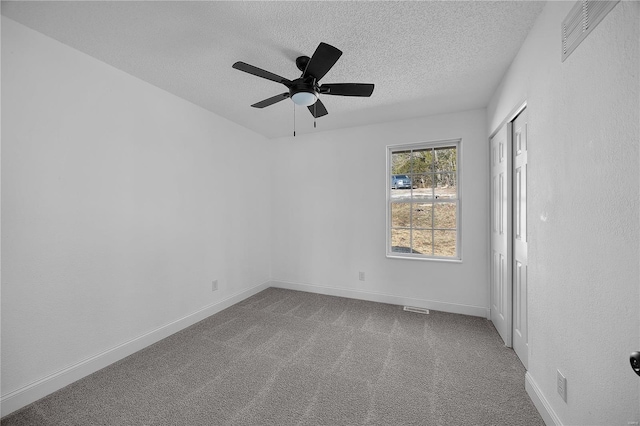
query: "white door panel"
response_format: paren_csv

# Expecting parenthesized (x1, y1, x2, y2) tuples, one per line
(490, 124, 512, 346)
(512, 109, 529, 368)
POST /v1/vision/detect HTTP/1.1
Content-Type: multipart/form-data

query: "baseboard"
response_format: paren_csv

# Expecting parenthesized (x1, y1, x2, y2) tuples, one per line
(525, 371, 563, 426)
(0, 280, 271, 417)
(269, 280, 490, 318)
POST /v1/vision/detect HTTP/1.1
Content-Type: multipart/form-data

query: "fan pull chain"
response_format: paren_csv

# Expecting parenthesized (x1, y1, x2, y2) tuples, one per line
(314, 102, 317, 128)
(293, 103, 296, 137)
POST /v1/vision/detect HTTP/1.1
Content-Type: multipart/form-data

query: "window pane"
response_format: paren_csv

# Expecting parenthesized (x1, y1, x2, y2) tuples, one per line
(433, 230, 456, 257)
(390, 187, 412, 202)
(434, 202, 456, 229)
(391, 229, 412, 253)
(412, 230, 433, 255)
(435, 173, 457, 199)
(391, 174, 412, 190)
(411, 174, 434, 190)
(411, 174, 434, 201)
(391, 151, 411, 174)
(391, 203, 411, 228)
(411, 149, 433, 173)
(434, 147, 457, 172)
(413, 203, 433, 228)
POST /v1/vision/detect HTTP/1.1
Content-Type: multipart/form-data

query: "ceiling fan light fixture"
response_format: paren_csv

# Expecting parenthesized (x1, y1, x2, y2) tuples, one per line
(291, 91, 317, 106)
(233, 42, 374, 120)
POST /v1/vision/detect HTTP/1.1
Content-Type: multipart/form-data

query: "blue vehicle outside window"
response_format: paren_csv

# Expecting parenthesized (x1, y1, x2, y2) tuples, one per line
(391, 175, 412, 189)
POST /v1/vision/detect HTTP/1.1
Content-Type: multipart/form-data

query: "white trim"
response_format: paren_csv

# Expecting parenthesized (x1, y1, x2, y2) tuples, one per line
(489, 100, 527, 139)
(270, 279, 490, 318)
(385, 254, 462, 263)
(486, 125, 492, 321)
(525, 371, 563, 426)
(0, 280, 271, 417)
(386, 138, 463, 152)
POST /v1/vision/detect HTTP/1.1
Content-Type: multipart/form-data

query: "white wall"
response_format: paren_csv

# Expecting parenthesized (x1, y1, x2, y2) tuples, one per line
(1, 16, 272, 409)
(270, 109, 489, 317)
(487, 2, 639, 424)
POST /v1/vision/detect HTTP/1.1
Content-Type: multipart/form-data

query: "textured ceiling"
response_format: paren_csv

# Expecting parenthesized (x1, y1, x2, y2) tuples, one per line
(1, 1, 544, 139)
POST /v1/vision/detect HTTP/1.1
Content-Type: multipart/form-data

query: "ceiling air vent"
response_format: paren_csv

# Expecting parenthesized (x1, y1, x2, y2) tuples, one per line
(562, 0, 619, 62)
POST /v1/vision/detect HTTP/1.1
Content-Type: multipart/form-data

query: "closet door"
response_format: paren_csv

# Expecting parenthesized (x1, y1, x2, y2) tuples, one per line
(512, 109, 529, 368)
(490, 124, 512, 346)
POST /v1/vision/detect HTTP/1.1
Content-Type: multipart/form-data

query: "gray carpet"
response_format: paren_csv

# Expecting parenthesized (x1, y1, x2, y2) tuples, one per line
(1, 288, 544, 425)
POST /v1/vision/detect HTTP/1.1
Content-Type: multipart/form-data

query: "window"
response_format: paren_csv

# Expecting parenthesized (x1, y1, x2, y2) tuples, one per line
(387, 140, 461, 260)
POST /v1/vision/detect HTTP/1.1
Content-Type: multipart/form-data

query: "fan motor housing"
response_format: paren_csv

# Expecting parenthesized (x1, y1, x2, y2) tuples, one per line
(289, 79, 318, 104)
(295, 56, 311, 73)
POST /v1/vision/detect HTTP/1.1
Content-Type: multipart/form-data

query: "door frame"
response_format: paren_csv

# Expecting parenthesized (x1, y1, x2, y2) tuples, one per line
(488, 100, 528, 349)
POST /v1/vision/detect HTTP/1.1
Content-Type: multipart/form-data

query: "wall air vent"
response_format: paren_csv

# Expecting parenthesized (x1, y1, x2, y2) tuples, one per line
(562, 0, 619, 62)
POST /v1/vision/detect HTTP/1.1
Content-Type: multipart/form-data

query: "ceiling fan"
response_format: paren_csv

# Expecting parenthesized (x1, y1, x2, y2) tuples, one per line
(232, 42, 374, 119)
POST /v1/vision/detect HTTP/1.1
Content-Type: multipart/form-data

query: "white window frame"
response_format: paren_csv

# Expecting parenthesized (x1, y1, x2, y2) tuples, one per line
(386, 139, 462, 262)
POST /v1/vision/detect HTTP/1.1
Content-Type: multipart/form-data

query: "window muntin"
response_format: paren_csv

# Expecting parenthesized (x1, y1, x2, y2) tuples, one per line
(387, 140, 460, 260)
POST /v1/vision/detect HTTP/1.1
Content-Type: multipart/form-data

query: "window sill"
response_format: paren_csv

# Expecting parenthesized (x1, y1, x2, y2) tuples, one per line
(386, 254, 462, 263)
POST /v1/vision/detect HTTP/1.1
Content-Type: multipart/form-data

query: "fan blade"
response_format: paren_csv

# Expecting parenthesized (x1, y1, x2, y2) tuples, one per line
(303, 42, 342, 82)
(307, 99, 328, 118)
(251, 93, 290, 108)
(319, 83, 374, 97)
(233, 62, 292, 86)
